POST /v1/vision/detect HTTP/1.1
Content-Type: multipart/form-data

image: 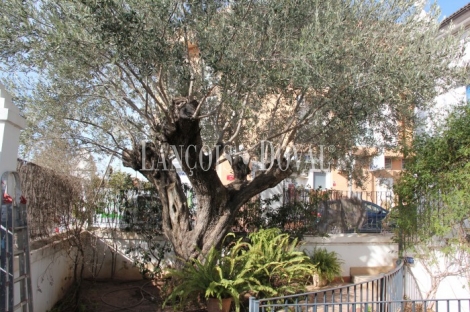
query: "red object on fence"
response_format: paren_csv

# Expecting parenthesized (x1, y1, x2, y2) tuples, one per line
(20, 195, 27, 204)
(3, 193, 12, 204)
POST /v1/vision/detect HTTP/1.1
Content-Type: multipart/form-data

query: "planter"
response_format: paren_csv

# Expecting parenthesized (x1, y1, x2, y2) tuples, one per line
(312, 273, 329, 288)
(207, 297, 232, 312)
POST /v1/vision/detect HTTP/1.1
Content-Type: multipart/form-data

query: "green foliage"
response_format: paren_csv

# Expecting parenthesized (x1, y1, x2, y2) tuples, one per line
(1, 0, 467, 261)
(236, 188, 330, 239)
(236, 229, 315, 297)
(107, 171, 135, 191)
(232, 195, 281, 234)
(395, 105, 470, 253)
(1, 0, 464, 170)
(164, 229, 314, 310)
(308, 247, 343, 283)
(163, 245, 248, 312)
(265, 188, 330, 239)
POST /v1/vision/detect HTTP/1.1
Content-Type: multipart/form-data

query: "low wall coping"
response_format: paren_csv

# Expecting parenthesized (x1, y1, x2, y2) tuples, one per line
(303, 233, 395, 244)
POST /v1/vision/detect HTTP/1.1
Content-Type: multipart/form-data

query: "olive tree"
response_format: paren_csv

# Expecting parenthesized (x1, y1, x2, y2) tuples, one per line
(0, 0, 465, 260)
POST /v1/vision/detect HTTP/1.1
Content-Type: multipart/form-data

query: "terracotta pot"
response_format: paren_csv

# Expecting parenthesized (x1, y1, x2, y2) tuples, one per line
(206, 297, 232, 312)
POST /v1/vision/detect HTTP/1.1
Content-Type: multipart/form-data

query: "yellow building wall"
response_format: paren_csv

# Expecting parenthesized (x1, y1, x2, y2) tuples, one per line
(216, 157, 404, 192)
(329, 158, 403, 193)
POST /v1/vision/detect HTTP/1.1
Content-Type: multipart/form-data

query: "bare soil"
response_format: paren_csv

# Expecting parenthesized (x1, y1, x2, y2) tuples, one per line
(79, 279, 206, 312)
(77, 279, 351, 312)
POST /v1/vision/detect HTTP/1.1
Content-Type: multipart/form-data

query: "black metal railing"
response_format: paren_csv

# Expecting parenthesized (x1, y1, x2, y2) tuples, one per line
(247, 260, 460, 312)
(282, 189, 396, 209)
(91, 190, 159, 231)
(233, 189, 397, 236)
(90, 188, 397, 236)
(249, 261, 442, 312)
(249, 298, 470, 312)
(89, 185, 199, 232)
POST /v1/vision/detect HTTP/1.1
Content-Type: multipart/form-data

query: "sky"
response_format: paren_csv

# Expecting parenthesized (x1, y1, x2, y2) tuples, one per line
(437, 0, 470, 20)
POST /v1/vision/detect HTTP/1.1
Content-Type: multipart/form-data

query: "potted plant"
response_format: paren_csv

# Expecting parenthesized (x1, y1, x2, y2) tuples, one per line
(308, 247, 343, 287)
(163, 245, 247, 312)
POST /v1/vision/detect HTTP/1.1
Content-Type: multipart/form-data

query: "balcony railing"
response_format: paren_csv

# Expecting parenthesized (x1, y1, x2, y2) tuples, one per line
(88, 188, 397, 236)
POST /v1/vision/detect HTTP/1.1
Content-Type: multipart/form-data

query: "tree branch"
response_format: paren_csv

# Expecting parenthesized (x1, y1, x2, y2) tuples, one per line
(192, 86, 216, 119)
(124, 61, 172, 123)
(65, 117, 123, 149)
(226, 94, 249, 144)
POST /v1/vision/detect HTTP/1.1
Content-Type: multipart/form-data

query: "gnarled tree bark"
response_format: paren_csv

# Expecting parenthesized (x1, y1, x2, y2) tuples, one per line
(123, 98, 292, 260)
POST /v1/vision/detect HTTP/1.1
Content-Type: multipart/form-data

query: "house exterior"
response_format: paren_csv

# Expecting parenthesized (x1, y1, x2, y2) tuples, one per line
(419, 3, 470, 133)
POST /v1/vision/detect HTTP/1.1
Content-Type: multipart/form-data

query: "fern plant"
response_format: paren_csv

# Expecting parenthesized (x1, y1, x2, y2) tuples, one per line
(164, 229, 316, 310)
(239, 228, 316, 297)
(163, 245, 250, 312)
(308, 247, 343, 284)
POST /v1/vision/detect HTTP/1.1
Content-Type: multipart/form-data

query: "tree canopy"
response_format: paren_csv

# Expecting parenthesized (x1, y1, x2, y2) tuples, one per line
(0, 0, 466, 259)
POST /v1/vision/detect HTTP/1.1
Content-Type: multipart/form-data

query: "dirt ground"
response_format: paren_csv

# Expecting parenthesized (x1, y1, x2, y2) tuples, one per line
(79, 279, 206, 312)
(77, 279, 351, 312)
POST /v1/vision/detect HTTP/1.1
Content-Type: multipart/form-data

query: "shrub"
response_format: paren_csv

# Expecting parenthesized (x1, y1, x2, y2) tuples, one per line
(308, 247, 343, 284)
(239, 228, 315, 297)
(164, 229, 316, 311)
(163, 245, 250, 312)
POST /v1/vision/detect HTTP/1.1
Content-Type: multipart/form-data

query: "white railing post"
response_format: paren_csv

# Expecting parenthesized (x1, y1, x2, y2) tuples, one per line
(0, 83, 26, 176)
(249, 296, 259, 312)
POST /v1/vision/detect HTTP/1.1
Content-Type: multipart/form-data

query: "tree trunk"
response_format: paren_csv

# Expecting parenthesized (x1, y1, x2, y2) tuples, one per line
(123, 98, 292, 260)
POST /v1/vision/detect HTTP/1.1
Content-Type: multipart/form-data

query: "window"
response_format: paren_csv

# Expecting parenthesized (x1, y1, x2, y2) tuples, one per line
(384, 157, 392, 170)
(401, 158, 406, 170)
(369, 154, 385, 171)
(313, 172, 326, 189)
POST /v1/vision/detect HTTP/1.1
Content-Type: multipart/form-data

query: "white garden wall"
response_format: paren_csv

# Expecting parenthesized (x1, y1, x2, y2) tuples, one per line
(91, 229, 176, 273)
(303, 233, 399, 279)
(406, 251, 470, 302)
(81, 231, 143, 280)
(15, 239, 75, 312)
(92, 230, 398, 281)
(16, 229, 470, 312)
(12, 233, 142, 312)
